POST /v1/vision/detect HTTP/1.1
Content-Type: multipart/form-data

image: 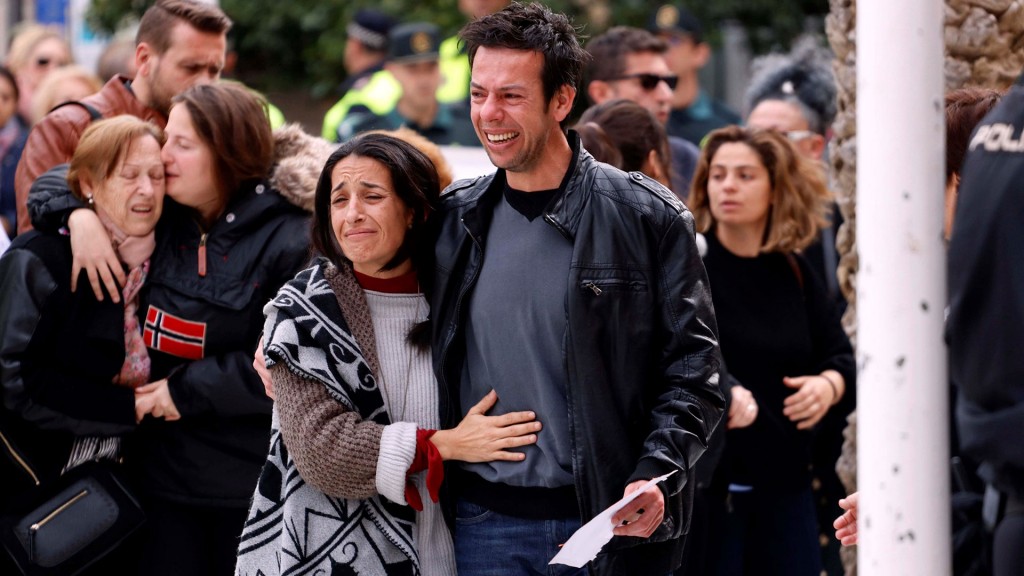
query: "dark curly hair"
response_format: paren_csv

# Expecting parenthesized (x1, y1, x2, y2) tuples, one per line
(460, 1, 589, 123)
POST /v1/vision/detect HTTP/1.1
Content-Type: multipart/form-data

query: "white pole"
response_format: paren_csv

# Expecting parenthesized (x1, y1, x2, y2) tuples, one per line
(856, 0, 950, 574)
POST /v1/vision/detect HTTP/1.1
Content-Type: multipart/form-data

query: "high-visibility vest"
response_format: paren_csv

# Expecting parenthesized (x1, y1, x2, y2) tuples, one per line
(438, 35, 470, 104)
(266, 101, 286, 130)
(321, 35, 472, 142)
(321, 71, 404, 141)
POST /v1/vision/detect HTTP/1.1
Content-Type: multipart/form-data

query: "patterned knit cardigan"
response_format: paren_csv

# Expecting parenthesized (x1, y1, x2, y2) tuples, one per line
(235, 260, 419, 576)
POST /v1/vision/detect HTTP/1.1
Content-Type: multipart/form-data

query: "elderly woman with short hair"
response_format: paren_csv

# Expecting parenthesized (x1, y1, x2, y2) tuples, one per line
(0, 115, 165, 572)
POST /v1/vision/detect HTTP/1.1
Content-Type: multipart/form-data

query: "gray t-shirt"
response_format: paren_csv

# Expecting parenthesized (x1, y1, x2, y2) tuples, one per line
(460, 190, 574, 488)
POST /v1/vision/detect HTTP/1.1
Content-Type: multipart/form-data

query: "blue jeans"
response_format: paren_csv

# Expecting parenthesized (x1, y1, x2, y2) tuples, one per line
(454, 498, 589, 576)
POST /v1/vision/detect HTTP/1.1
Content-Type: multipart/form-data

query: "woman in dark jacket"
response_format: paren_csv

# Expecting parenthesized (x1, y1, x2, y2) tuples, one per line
(126, 83, 318, 576)
(28, 83, 328, 575)
(0, 116, 166, 571)
(688, 126, 856, 576)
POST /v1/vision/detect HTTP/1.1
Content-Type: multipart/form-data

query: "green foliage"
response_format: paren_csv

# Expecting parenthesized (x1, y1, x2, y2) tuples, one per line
(86, 0, 147, 34)
(690, 0, 830, 53)
(570, 0, 830, 53)
(222, 0, 479, 96)
(85, 0, 830, 95)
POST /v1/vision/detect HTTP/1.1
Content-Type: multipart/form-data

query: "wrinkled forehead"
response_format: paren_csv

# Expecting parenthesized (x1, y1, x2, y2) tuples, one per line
(331, 154, 391, 188)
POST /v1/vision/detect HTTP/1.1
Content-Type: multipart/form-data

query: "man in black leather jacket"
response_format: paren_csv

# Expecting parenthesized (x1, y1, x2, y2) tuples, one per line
(948, 72, 1024, 576)
(430, 4, 725, 575)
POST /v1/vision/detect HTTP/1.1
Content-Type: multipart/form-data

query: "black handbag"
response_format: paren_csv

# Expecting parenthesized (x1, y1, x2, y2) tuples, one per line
(0, 459, 145, 576)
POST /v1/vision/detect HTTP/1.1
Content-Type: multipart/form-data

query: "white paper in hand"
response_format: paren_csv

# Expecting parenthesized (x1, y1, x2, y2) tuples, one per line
(548, 471, 676, 567)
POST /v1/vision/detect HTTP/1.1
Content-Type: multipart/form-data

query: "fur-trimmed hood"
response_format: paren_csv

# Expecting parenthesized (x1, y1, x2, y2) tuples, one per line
(269, 124, 337, 212)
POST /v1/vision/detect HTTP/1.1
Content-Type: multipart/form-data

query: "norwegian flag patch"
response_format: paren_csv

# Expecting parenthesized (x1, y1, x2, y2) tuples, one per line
(143, 306, 207, 360)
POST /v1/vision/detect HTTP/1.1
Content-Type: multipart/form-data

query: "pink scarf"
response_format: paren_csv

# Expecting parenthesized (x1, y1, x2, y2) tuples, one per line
(95, 205, 156, 388)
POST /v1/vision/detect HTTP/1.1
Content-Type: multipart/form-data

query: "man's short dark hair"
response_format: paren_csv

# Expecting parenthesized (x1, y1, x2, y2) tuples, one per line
(585, 27, 668, 83)
(459, 2, 589, 104)
(136, 0, 232, 54)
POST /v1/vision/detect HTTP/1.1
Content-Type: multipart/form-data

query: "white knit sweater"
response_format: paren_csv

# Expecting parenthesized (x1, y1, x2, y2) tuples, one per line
(367, 290, 456, 576)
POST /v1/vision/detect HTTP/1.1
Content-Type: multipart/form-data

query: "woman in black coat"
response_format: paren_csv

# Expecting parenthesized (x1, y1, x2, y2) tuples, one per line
(688, 126, 855, 576)
(0, 116, 166, 571)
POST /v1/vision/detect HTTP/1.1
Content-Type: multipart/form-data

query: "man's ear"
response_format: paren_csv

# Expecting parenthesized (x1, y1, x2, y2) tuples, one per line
(586, 81, 612, 106)
(644, 149, 669, 188)
(807, 134, 827, 161)
(551, 84, 576, 123)
(135, 42, 153, 79)
(693, 42, 711, 69)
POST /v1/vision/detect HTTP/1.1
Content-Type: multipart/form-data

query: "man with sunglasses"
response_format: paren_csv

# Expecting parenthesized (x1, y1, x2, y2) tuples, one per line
(584, 26, 700, 199)
(648, 4, 740, 147)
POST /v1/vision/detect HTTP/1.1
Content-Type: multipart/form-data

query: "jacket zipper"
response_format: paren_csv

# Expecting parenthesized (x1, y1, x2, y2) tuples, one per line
(198, 232, 208, 277)
(31, 489, 89, 532)
(543, 213, 572, 242)
(0, 429, 40, 486)
(438, 218, 484, 425)
(582, 279, 642, 295)
(546, 200, 590, 522)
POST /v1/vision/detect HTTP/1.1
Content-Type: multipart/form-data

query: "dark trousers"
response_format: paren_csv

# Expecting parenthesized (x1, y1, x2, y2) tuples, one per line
(677, 486, 723, 575)
(714, 485, 823, 576)
(994, 511, 1024, 576)
(138, 497, 248, 576)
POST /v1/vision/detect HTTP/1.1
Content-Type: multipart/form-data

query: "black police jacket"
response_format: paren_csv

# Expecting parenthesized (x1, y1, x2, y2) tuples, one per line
(948, 74, 1024, 500)
(430, 133, 725, 575)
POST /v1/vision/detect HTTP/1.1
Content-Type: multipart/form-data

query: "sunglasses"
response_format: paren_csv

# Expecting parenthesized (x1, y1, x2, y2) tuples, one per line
(609, 73, 679, 91)
(35, 57, 65, 68)
(783, 130, 816, 142)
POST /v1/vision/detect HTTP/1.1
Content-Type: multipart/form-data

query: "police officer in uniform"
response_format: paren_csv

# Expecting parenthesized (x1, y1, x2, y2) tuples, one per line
(337, 22, 479, 147)
(320, 9, 399, 141)
(947, 72, 1024, 576)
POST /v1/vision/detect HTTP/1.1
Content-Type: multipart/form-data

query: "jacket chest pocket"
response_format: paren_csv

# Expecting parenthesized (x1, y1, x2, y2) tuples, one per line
(578, 271, 649, 296)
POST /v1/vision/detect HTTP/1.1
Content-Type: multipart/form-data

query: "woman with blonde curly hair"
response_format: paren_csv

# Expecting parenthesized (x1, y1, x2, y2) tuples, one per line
(688, 125, 855, 576)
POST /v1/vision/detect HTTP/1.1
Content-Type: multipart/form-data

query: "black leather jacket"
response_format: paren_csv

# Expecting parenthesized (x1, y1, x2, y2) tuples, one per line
(0, 232, 136, 512)
(430, 134, 725, 575)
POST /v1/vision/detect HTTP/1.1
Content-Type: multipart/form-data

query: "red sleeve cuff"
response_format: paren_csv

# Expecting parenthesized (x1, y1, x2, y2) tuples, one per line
(404, 429, 444, 511)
